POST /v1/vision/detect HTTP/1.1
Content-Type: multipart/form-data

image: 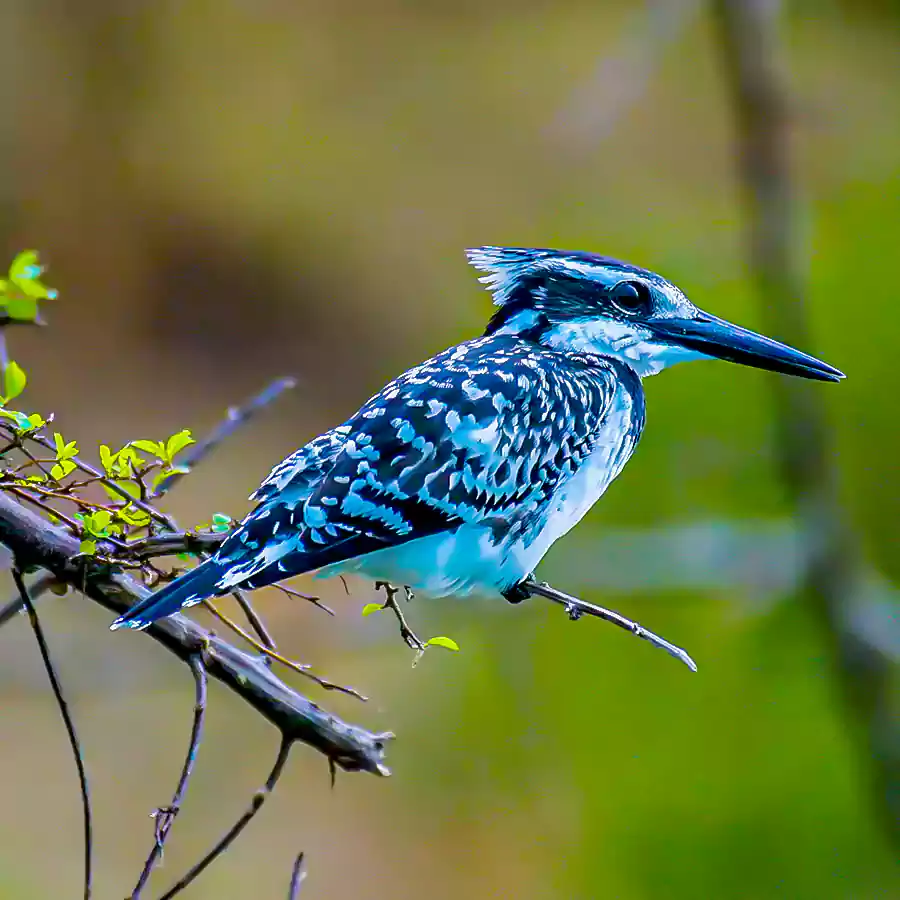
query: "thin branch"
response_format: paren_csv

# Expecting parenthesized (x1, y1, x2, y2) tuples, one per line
(130, 654, 208, 900)
(11, 566, 93, 900)
(158, 736, 294, 900)
(204, 600, 368, 701)
(375, 581, 425, 651)
(4, 483, 85, 533)
(121, 531, 225, 558)
(287, 853, 307, 899)
(0, 492, 392, 775)
(524, 577, 697, 672)
(0, 569, 57, 628)
(231, 588, 279, 651)
(153, 377, 297, 498)
(275, 583, 335, 618)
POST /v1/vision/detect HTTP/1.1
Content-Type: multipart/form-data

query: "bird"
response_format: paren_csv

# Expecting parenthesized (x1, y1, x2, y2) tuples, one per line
(111, 246, 843, 632)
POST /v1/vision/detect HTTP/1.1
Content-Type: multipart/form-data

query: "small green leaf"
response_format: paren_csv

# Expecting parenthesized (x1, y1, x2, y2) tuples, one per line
(3, 361, 26, 401)
(424, 636, 460, 652)
(50, 459, 76, 480)
(102, 479, 140, 502)
(114, 506, 150, 527)
(0, 409, 31, 430)
(90, 509, 112, 531)
(79, 539, 97, 555)
(15, 278, 53, 300)
(211, 512, 232, 532)
(3, 295, 39, 322)
(26, 413, 45, 431)
(165, 429, 194, 461)
(99, 444, 116, 474)
(9, 250, 39, 282)
(130, 439, 165, 458)
(361, 603, 383, 617)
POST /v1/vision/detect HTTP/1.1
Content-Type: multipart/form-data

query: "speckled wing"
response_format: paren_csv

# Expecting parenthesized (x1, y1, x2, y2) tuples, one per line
(250, 424, 352, 503)
(214, 335, 621, 591)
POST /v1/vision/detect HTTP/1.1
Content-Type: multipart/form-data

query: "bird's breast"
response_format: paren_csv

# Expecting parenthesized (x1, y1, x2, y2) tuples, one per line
(527, 381, 641, 559)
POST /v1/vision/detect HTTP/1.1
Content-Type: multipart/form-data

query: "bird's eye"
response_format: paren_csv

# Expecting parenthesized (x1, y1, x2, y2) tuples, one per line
(610, 281, 651, 316)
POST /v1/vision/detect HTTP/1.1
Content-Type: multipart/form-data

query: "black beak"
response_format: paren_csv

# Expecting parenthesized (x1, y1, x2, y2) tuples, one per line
(649, 313, 844, 383)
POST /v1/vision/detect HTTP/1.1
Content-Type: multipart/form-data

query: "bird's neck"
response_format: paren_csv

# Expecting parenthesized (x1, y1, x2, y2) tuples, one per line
(485, 308, 670, 379)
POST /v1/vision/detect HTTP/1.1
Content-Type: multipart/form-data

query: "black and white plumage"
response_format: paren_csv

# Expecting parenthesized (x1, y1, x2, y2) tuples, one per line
(112, 247, 843, 630)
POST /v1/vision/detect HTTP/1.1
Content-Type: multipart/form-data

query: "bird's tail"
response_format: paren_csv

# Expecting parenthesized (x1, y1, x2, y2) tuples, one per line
(110, 558, 226, 631)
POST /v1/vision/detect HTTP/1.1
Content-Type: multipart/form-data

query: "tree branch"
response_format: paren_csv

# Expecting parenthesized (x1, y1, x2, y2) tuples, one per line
(287, 853, 307, 898)
(153, 377, 297, 498)
(158, 736, 294, 899)
(11, 567, 93, 900)
(130, 655, 208, 899)
(524, 577, 697, 671)
(713, 0, 898, 847)
(0, 492, 392, 776)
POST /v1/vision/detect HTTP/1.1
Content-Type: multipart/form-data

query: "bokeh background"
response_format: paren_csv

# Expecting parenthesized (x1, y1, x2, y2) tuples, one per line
(0, 1, 898, 897)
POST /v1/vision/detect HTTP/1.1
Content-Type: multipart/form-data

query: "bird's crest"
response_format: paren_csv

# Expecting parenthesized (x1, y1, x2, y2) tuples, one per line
(466, 247, 560, 306)
(466, 246, 651, 308)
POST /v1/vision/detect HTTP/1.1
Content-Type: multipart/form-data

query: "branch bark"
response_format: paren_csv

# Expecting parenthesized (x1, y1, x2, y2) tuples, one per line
(713, 0, 898, 846)
(0, 492, 392, 776)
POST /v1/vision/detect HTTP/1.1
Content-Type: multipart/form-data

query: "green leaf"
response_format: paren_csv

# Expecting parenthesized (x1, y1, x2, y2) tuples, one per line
(130, 439, 165, 458)
(102, 479, 140, 502)
(0, 409, 31, 430)
(99, 444, 116, 474)
(15, 278, 53, 300)
(8, 250, 39, 282)
(79, 539, 97, 555)
(114, 506, 150, 527)
(152, 466, 189, 491)
(26, 413, 45, 431)
(211, 512, 232, 532)
(165, 429, 194, 460)
(361, 603, 383, 617)
(424, 636, 460, 652)
(3, 295, 39, 322)
(90, 510, 112, 531)
(50, 459, 76, 480)
(3, 361, 26, 401)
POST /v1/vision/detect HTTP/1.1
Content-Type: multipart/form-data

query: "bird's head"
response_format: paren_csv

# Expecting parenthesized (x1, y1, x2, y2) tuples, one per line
(468, 246, 843, 382)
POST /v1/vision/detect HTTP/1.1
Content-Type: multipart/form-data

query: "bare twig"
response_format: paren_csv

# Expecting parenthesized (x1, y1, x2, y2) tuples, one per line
(0, 492, 392, 774)
(121, 531, 225, 558)
(287, 853, 307, 898)
(0, 569, 57, 628)
(375, 581, 425, 651)
(153, 377, 297, 498)
(11, 566, 93, 900)
(130, 654, 208, 899)
(204, 600, 367, 701)
(231, 588, 279, 651)
(524, 577, 697, 672)
(158, 736, 294, 900)
(714, 0, 898, 847)
(275, 583, 335, 617)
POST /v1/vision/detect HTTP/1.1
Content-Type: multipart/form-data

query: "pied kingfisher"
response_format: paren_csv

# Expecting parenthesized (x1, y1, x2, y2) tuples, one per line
(112, 247, 843, 631)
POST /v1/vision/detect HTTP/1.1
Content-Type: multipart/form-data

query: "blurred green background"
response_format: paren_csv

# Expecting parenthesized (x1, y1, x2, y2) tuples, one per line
(0, 1, 897, 897)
